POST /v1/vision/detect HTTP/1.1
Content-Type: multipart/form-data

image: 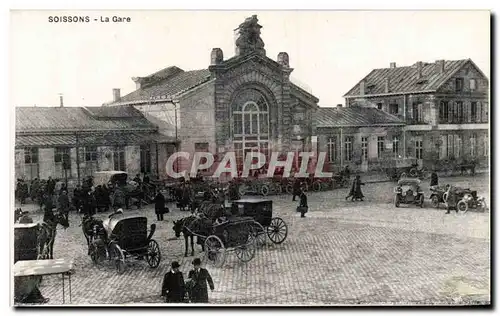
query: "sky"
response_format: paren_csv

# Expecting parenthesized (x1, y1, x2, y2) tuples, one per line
(10, 10, 490, 107)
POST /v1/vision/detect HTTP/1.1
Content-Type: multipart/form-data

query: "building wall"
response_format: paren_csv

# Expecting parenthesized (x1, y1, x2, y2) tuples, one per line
(125, 145, 141, 176)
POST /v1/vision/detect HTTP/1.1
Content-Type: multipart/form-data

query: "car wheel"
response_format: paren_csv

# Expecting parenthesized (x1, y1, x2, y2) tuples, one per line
(457, 200, 468, 214)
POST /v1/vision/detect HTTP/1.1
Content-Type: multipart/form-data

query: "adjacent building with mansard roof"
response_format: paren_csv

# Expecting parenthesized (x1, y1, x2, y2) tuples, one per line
(341, 59, 489, 172)
(107, 15, 320, 174)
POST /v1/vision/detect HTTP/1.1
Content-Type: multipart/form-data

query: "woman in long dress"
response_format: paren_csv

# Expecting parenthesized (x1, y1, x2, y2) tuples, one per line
(345, 175, 365, 201)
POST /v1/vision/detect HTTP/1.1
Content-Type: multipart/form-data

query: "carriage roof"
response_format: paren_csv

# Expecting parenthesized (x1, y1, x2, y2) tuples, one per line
(397, 178, 421, 186)
(105, 216, 148, 236)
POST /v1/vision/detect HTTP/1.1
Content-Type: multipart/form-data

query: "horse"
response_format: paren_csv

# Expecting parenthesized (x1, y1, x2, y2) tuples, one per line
(80, 213, 106, 255)
(173, 216, 211, 257)
(37, 212, 70, 260)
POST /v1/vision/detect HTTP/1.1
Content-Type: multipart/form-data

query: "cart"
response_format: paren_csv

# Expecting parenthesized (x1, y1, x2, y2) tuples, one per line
(230, 198, 288, 246)
(88, 213, 161, 273)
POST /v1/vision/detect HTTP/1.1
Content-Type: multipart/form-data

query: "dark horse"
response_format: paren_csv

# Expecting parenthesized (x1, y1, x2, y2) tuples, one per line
(173, 216, 211, 257)
(81, 213, 106, 255)
(37, 212, 70, 260)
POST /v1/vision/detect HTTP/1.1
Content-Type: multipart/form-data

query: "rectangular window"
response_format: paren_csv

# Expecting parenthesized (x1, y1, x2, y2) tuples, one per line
(447, 134, 454, 159)
(484, 135, 489, 157)
(344, 136, 353, 162)
(439, 101, 449, 123)
(392, 136, 399, 156)
(483, 102, 488, 122)
(54, 147, 71, 169)
(470, 79, 477, 91)
(113, 146, 126, 171)
(377, 103, 383, 110)
(233, 113, 242, 135)
(24, 147, 38, 164)
(440, 135, 447, 159)
(140, 145, 151, 174)
(389, 104, 399, 115)
(415, 140, 423, 160)
(454, 135, 462, 158)
(377, 136, 385, 158)
(470, 134, 477, 157)
(84, 146, 98, 161)
(455, 78, 464, 92)
(361, 137, 368, 160)
(413, 103, 423, 123)
(471, 102, 477, 123)
(327, 137, 337, 162)
(194, 142, 209, 152)
(456, 101, 464, 123)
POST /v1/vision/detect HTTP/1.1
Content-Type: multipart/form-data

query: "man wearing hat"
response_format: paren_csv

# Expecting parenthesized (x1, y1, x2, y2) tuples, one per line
(187, 258, 214, 303)
(161, 261, 185, 303)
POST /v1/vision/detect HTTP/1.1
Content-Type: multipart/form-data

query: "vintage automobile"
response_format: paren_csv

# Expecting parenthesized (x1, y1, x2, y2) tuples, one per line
(394, 178, 425, 208)
(454, 188, 487, 213)
(429, 185, 447, 208)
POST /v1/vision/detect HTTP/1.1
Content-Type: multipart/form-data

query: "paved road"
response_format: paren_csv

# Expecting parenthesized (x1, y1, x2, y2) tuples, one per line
(14, 174, 490, 305)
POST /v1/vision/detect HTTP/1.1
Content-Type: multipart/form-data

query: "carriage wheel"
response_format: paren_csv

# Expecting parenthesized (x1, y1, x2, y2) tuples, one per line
(109, 243, 125, 274)
(260, 184, 270, 196)
(431, 195, 440, 208)
(204, 235, 226, 268)
(235, 234, 256, 263)
(457, 200, 468, 214)
(266, 217, 288, 244)
(145, 239, 161, 268)
(312, 181, 321, 192)
(285, 184, 293, 195)
(250, 222, 266, 247)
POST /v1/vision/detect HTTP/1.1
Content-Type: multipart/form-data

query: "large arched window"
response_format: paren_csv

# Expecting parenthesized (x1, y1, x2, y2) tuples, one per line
(231, 89, 270, 165)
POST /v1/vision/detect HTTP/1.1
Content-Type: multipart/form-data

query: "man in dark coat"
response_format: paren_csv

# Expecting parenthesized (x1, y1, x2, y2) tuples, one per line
(43, 194, 55, 222)
(345, 175, 365, 201)
(298, 187, 308, 218)
(445, 185, 458, 214)
(430, 172, 439, 187)
(292, 178, 302, 201)
(58, 190, 70, 221)
(154, 191, 167, 221)
(46, 177, 56, 196)
(161, 261, 185, 303)
(187, 258, 214, 303)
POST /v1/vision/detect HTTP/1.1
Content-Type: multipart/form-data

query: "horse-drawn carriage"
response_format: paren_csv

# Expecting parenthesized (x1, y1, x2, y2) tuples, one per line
(86, 212, 161, 273)
(230, 199, 288, 246)
(238, 177, 283, 196)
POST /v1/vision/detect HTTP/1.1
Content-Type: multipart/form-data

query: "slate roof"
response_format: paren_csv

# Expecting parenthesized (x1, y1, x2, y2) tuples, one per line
(15, 106, 157, 133)
(118, 68, 212, 102)
(314, 106, 405, 128)
(343, 59, 479, 97)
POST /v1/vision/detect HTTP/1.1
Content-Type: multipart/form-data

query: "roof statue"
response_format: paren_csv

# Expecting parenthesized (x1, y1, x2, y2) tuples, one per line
(235, 15, 266, 56)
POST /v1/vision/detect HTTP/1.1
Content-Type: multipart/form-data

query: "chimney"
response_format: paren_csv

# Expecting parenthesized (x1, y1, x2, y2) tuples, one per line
(59, 94, 64, 107)
(337, 104, 343, 108)
(132, 77, 142, 90)
(436, 60, 445, 74)
(390, 62, 396, 68)
(416, 61, 423, 79)
(277, 52, 290, 68)
(384, 77, 390, 93)
(113, 88, 121, 102)
(210, 48, 224, 65)
(359, 80, 366, 96)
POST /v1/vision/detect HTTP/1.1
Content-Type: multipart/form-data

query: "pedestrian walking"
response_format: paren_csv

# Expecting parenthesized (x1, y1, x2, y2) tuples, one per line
(345, 175, 365, 201)
(154, 191, 167, 221)
(46, 176, 56, 196)
(445, 185, 458, 214)
(57, 190, 70, 221)
(43, 194, 55, 222)
(161, 261, 185, 303)
(187, 258, 214, 303)
(292, 178, 302, 201)
(297, 187, 308, 218)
